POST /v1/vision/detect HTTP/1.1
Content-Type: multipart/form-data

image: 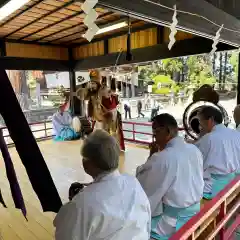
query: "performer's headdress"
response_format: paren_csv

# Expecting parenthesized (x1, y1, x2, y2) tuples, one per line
(89, 69, 100, 83)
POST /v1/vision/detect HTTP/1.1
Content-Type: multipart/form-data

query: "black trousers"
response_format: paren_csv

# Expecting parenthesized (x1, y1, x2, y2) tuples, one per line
(151, 109, 158, 121)
(125, 109, 131, 119)
(138, 108, 144, 117)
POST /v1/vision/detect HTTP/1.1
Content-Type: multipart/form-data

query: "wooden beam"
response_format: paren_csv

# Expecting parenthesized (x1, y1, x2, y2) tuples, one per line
(74, 37, 236, 70)
(0, 39, 6, 57)
(98, 0, 240, 46)
(0, 0, 10, 8)
(157, 26, 164, 44)
(72, 22, 155, 47)
(5, 39, 66, 48)
(68, 48, 82, 116)
(0, 57, 70, 71)
(207, 0, 240, 20)
(104, 39, 109, 55)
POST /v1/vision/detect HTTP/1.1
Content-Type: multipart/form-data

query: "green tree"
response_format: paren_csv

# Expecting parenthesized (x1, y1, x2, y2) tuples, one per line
(162, 58, 183, 78)
(229, 52, 239, 79)
(187, 55, 216, 89)
(27, 71, 37, 89)
(152, 75, 178, 94)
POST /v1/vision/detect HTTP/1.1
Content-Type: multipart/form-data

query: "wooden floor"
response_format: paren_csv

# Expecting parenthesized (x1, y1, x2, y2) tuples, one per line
(0, 140, 149, 240)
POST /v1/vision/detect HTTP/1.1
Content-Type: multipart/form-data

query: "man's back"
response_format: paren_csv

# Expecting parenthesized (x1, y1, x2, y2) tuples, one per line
(54, 170, 150, 240)
(137, 137, 204, 215)
(196, 124, 240, 174)
(161, 142, 204, 207)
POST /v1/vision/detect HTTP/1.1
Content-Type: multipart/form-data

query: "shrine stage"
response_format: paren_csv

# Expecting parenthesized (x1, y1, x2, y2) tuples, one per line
(0, 140, 148, 240)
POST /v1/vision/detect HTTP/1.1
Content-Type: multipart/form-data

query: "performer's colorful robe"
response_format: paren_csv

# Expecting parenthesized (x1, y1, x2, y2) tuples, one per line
(91, 94, 125, 151)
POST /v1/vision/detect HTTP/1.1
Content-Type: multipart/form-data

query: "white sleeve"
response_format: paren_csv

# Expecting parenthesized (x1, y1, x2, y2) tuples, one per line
(136, 153, 174, 215)
(54, 201, 90, 240)
(54, 202, 79, 240)
(194, 136, 213, 193)
(194, 136, 212, 170)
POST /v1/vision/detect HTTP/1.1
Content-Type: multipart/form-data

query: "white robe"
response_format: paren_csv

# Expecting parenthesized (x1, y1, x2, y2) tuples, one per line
(54, 170, 151, 240)
(195, 124, 240, 193)
(236, 124, 240, 132)
(52, 111, 72, 136)
(136, 137, 204, 235)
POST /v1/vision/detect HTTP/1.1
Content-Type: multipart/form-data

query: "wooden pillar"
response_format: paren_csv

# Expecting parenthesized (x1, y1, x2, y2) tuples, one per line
(237, 53, 240, 105)
(68, 48, 81, 115)
(0, 40, 6, 57)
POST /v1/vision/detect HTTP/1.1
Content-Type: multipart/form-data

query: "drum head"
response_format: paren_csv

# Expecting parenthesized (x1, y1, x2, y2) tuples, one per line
(183, 101, 229, 140)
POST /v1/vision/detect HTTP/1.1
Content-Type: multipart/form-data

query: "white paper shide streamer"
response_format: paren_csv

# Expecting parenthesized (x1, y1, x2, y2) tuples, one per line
(210, 24, 223, 55)
(168, 5, 178, 50)
(81, 0, 99, 42)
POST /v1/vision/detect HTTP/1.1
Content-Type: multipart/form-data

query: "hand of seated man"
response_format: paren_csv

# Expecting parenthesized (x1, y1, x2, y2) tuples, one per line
(69, 182, 85, 201)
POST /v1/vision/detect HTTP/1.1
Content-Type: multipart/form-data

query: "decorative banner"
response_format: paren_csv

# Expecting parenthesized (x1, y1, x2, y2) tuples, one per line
(75, 71, 91, 85)
(45, 72, 70, 88)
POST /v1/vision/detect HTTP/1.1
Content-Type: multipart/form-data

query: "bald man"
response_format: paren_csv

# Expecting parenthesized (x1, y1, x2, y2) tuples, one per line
(233, 105, 240, 131)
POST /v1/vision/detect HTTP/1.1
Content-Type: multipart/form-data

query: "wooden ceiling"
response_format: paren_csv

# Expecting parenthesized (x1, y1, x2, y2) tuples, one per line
(0, 0, 141, 46)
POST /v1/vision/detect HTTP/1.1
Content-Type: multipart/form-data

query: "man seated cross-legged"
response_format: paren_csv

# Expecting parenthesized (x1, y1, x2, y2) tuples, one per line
(54, 129, 151, 240)
(136, 114, 204, 240)
(196, 106, 240, 200)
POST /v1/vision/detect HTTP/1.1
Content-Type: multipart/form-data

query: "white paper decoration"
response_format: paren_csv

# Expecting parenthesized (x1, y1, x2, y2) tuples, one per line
(168, 5, 178, 50)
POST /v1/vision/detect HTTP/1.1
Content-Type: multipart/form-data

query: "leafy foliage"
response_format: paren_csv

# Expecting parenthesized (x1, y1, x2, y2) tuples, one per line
(138, 50, 238, 94)
(152, 75, 179, 94)
(186, 55, 216, 88)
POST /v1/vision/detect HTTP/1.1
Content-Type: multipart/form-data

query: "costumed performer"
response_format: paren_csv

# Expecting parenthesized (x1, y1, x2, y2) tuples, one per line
(86, 70, 125, 151)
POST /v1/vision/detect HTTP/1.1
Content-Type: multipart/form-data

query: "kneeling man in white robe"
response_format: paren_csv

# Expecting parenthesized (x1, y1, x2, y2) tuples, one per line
(136, 114, 204, 239)
(54, 129, 151, 240)
(196, 106, 240, 199)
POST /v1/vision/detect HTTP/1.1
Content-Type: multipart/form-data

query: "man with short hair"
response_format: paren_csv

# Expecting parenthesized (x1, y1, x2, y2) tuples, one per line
(196, 106, 240, 199)
(54, 129, 151, 240)
(137, 113, 204, 239)
(233, 105, 240, 131)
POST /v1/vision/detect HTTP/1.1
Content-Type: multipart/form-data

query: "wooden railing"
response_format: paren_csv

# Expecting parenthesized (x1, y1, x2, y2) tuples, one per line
(1, 120, 185, 147)
(2, 119, 240, 238)
(1, 120, 53, 146)
(122, 121, 185, 145)
(169, 176, 240, 240)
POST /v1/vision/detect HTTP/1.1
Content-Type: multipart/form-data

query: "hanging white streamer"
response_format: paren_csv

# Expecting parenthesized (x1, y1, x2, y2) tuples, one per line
(81, 0, 99, 42)
(143, 0, 240, 35)
(168, 5, 178, 50)
(210, 24, 223, 55)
